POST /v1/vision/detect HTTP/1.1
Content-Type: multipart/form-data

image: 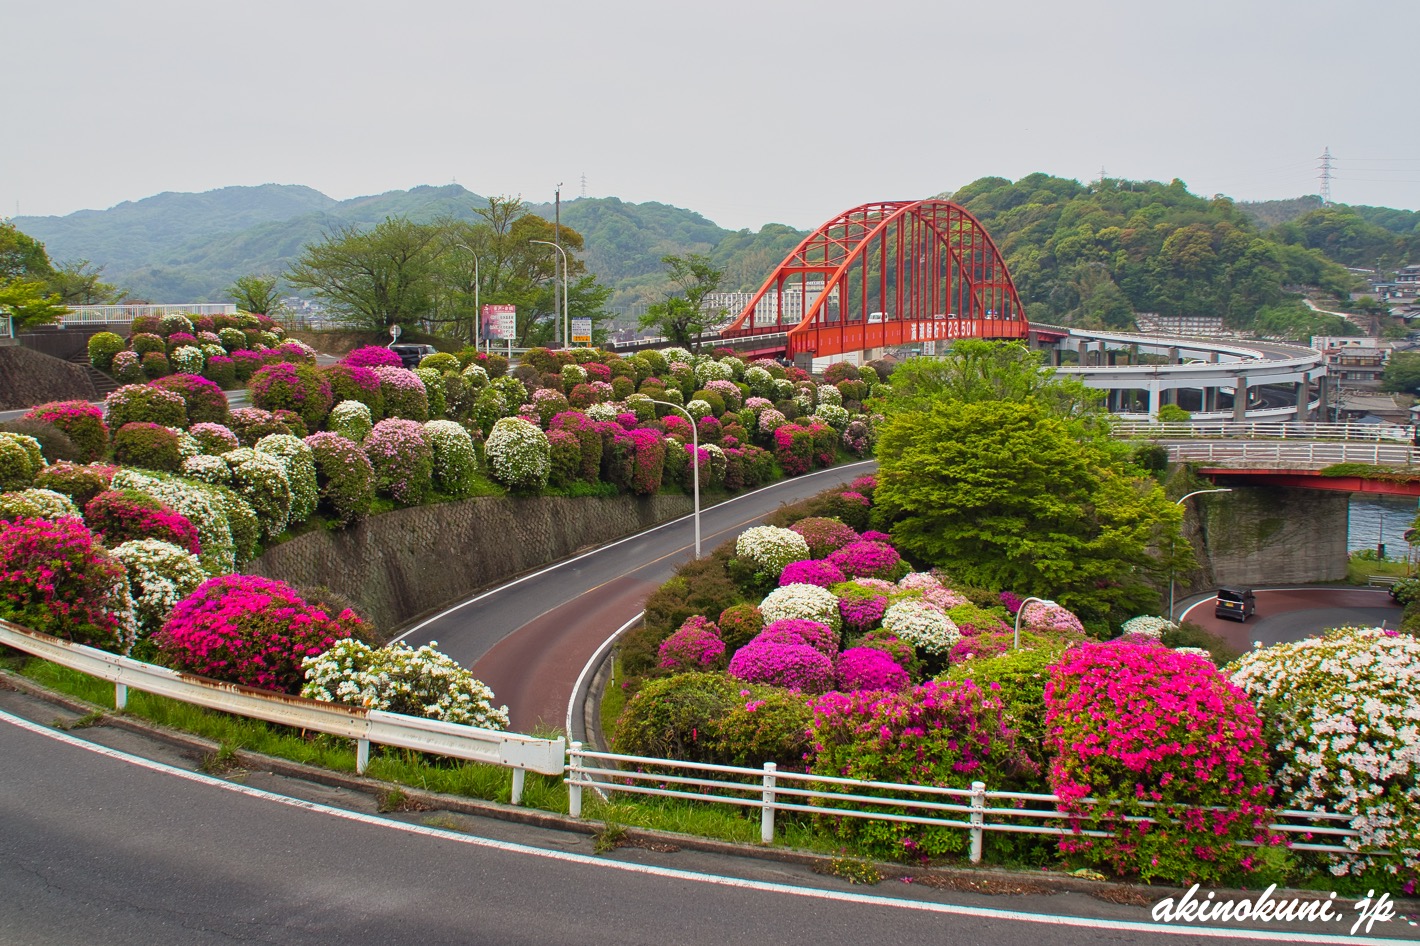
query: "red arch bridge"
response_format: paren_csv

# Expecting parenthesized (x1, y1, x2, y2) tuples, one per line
(717, 199, 1030, 360)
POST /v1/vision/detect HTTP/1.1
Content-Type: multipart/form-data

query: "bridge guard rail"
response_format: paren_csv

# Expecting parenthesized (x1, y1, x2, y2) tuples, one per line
(0, 620, 565, 802)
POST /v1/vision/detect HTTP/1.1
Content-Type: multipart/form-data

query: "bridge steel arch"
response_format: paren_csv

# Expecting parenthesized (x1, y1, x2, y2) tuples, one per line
(718, 200, 1029, 359)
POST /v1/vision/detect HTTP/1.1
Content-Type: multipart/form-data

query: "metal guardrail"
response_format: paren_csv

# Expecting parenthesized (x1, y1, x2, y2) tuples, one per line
(565, 746, 1366, 861)
(0, 315, 12, 339)
(57, 304, 238, 326)
(1115, 421, 1415, 443)
(1166, 442, 1419, 466)
(0, 620, 565, 802)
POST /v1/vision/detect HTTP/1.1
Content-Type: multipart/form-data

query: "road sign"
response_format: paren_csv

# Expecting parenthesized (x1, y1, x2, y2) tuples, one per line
(389, 324, 402, 339)
(571, 317, 592, 345)
(482, 304, 516, 341)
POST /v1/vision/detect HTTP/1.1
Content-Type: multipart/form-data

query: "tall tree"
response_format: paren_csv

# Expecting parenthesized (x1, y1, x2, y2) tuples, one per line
(227, 274, 282, 315)
(49, 259, 122, 305)
(0, 278, 69, 328)
(638, 253, 724, 351)
(0, 222, 56, 284)
(287, 217, 442, 332)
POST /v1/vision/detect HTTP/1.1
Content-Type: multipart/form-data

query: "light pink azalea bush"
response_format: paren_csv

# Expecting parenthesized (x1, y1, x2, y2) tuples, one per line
(364, 418, 433, 505)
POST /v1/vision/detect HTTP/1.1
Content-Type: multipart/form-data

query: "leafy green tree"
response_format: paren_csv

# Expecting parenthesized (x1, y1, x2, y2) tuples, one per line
(874, 397, 1182, 620)
(287, 217, 442, 332)
(1382, 351, 1420, 395)
(49, 259, 122, 305)
(0, 222, 56, 284)
(0, 278, 69, 328)
(227, 274, 282, 315)
(881, 341, 1104, 418)
(638, 253, 724, 351)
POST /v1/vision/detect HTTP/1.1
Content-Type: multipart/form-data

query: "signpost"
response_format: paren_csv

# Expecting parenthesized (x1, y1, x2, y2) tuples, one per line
(481, 304, 516, 357)
(388, 324, 402, 347)
(570, 317, 592, 346)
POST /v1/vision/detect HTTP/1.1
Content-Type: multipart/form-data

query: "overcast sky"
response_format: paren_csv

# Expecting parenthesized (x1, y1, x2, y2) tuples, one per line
(5, 0, 1418, 232)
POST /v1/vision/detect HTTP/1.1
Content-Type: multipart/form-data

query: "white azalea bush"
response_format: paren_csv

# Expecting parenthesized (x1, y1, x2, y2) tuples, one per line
(256, 434, 319, 526)
(111, 538, 206, 640)
(812, 403, 851, 431)
(170, 345, 205, 375)
(1228, 626, 1420, 880)
(882, 599, 960, 658)
(685, 399, 712, 420)
(736, 525, 810, 577)
(0, 488, 81, 521)
(301, 639, 509, 729)
(423, 420, 479, 497)
(328, 399, 374, 443)
(484, 417, 550, 491)
(760, 582, 842, 632)
(223, 447, 293, 539)
(179, 454, 232, 486)
(1121, 615, 1178, 639)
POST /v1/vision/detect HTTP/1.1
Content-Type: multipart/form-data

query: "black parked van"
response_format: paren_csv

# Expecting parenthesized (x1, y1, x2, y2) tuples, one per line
(1214, 587, 1256, 622)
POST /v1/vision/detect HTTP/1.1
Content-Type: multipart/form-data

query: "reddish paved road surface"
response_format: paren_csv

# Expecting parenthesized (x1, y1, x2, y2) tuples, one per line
(1181, 588, 1401, 652)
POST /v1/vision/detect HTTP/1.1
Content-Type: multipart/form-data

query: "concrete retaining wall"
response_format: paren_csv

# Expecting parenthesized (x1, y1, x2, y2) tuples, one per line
(1181, 485, 1350, 592)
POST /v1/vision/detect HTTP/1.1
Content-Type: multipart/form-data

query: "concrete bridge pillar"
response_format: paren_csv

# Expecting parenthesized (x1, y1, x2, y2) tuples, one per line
(1078, 340, 1088, 365)
(1050, 347, 1061, 367)
(1147, 381, 1161, 419)
(1233, 376, 1248, 421)
(1294, 381, 1306, 422)
(1209, 351, 1219, 363)
(1168, 346, 1180, 364)
(1317, 377, 1329, 421)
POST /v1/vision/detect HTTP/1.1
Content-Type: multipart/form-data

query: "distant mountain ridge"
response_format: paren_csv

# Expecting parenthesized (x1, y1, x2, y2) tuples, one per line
(12, 184, 804, 309)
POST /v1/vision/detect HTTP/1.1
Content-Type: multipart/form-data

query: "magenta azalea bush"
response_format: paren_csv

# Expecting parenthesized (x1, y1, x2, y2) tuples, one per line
(1045, 641, 1279, 885)
(838, 593, 888, 634)
(778, 558, 846, 589)
(727, 634, 834, 693)
(835, 647, 910, 692)
(758, 618, 837, 657)
(657, 616, 726, 672)
(343, 345, 402, 369)
(248, 362, 333, 430)
(105, 384, 188, 430)
(827, 540, 905, 581)
(789, 517, 860, 559)
(149, 373, 230, 426)
(155, 574, 363, 693)
(23, 401, 109, 462)
(0, 516, 136, 652)
(322, 362, 385, 420)
(84, 489, 202, 554)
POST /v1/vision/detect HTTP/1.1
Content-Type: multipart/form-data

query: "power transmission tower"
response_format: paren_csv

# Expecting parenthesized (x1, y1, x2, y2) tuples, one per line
(580, 173, 588, 198)
(1318, 147, 1334, 206)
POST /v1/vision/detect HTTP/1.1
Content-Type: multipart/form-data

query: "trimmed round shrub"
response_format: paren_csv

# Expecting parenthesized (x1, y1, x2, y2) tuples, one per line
(111, 538, 207, 645)
(0, 436, 38, 490)
(180, 454, 232, 486)
(344, 345, 402, 369)
(657, 615, 726, 672)
(158, 313, 194, 336)
(413, 367, 447, 418)
(614, 672, 814, 768)
(202, 354, 237, 388)
(827, 540, 904, 581)
(218, 327, 248, 351)
(1020, 600, 1087, 636)
(130, 332, 165, 356)
(141, 350, 171, 379)
(1228, 626, 1420, 881)
(0, 488, 81, 522)
(322, 363, 384, 421)
(248, 362, 333, 430)
(305, 432, 375, 525)
(882, 600, 960, 660)
(327, 399, 373, 443)
(718, 603, 764, 654)
(109, 469, 234, 573)
(227, 407, 295, 446)
(169, 345, 205, 375)
(87, 331, 126, 372)
(188, 422, 239, 455)
(255, 434, 319, 526)
(759, 582, 841, 631)
(835, 647, 910, 692)
(373, 366, 429, 421)
(778, 558, 845, 589)
(231, 349, 263, 380)
(150, 373, 230, 426)
(0, 419, 81, 465)
(1046, 641, 1277, 885)
(364, 418, 433, 505)
(758, 617, 837, 656)
(789, 516, 859, 558)
(223, 447, 293, 539)
(84, 488, 202, 555)
(112, 422, 184, 472)
(105, 384, 187, 430)
(546, 428, 582, 487)
(301, 639, 508, 729)
(23, 401, 109, 462)
(423, 420, 479, 497)
(419, 352, 459, 373)
(112, 350, 146, 384)
(727, 635, 833, 692)
(32, 461, 114, 509)
(735, 525, 810, 578)
(0, 516, 136, 652)
(156, 575, 363, 693)
(484, 417, 550, 491)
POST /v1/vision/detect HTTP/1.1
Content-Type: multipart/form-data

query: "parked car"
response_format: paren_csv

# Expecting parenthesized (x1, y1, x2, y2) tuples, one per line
(1214, 587, 1256, 622)
(389, 343, 437, 369)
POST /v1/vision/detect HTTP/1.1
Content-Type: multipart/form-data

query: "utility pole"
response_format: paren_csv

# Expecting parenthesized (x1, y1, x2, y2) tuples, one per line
(554, 183, 562, 347)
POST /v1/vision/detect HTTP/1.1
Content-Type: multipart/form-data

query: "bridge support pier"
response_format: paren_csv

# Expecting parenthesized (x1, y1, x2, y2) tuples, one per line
(1317, 378, 1329, 421)
(1233, 377, 1248, 421)
(1294, 381, 1306, 422)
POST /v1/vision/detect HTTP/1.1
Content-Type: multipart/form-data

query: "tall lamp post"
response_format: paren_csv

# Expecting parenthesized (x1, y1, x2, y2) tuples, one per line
(453, 242, 479, 348)
(1169, 488, 1233, 619)
(1013, 597, 1056, 650)
(649, 399, 700, 558)
(530, 239, 569, 348)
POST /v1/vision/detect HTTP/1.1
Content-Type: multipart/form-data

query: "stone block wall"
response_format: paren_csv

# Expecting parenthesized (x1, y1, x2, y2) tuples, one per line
(1179, 485, 1350, 592)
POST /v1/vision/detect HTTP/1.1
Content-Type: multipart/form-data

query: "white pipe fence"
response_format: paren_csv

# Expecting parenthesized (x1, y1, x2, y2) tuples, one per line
(56, 304, 238, 326)
(1114, 421, 1415, 443)
(1165, 442, 1418, 467)
(0, 620, 564, 803)
(0, 619, 1372, 862)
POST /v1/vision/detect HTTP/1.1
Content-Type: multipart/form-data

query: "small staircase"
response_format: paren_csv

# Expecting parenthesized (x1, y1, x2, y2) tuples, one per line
(67, 351, 121, 397)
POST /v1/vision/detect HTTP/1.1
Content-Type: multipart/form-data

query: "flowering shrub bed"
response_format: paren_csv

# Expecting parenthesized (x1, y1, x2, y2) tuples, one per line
(0, 487, 81, 521)
(735, 526, 810, 578)
(105, 384, 187, 430)
(113, 422, 185, 472)
(827, 540, 904, 581)
(222, 448, 294, 539)
(1020, 600, 1086, 635)
(23, 401, 109, 462)
(364, 419, 433, 506)
(188, 422, 239, 455)
(328, 400, 374, 443)
(150, 374, 230, 426)
(343, 345, 402, 369)
(156, 574, 363, 693)
(423, 420, 479, 497)
(0, 516, 136, 652)
(1045, 641, 1278, 884)
(249, 363, 333, 430)
(304, 432, 375, 524)
(255, 434, 319, 526)
(1119, 615, 1177, 639)
(789, 517, 859, 558)
(657, 616, 726, 672)
(372, 366, 430, 421)
(84, 488, 202, 554)
(322, 363, 384, 420)
(111, 538, 207, 643)
(881, 600, 959, 659)
(834, 647, 910, 692)
(1228, 627, 1420, 882)
(759, 582, 841, 631)
(485, 417, 550, 491)
(110, 469, 236, 573)
(32, 462, 114, 509)
(301, 639, 509, 729)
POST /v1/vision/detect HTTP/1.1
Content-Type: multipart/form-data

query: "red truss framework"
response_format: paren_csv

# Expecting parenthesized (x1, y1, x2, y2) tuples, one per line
(718, 199, 1028, 358)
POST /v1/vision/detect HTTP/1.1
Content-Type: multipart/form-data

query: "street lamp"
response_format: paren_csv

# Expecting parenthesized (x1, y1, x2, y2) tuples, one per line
(1014, 596, 1056, 650)
(453, 242, 479, 348)
(649, 399, 699, 558)
(530, 240, 569, 348)
(1168, 488, 1233, 619)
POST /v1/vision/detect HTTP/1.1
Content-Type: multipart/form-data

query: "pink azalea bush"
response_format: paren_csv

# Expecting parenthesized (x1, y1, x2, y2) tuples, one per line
(827, 540, 905, 581)
(84, 489, 201, 554)
(149, 373, 230, 426)
(834, 647, 909, 692)
(248, 362, 334, 430)
(23, 401, 109, 462)
(758, 618, 837, 656)
(156, 574, 363, 693)
(322, 362, 385, 420)
(778, 558, 846, 589)
(363, 419, 433, 505)
(1020, 600, 1086, 635)
(304, 432, 375, 524)
(657, 615, 726, 671)
(1045, 641, 1279, 885)
(727, 634, 834, 693)
(838, 593, 888, 634)
(0, 516, 135, 652)
(372, 366, 430, 421)
(343, 345, 402, 369)
(788, 516, 859, 558)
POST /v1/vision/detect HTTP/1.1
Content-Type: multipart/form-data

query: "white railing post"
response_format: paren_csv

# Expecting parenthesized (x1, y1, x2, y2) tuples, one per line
(568, 741, 583, 818)
(356, 739, 370, 774)
(511, 768, 526, 806)
(761, 762, 777, 844)
(115, 682, 128, 710)
(969, 780, 986, 863)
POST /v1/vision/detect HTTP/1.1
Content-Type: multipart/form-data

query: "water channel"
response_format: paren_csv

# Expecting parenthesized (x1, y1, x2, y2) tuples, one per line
(1348, 495, 1418, 562)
